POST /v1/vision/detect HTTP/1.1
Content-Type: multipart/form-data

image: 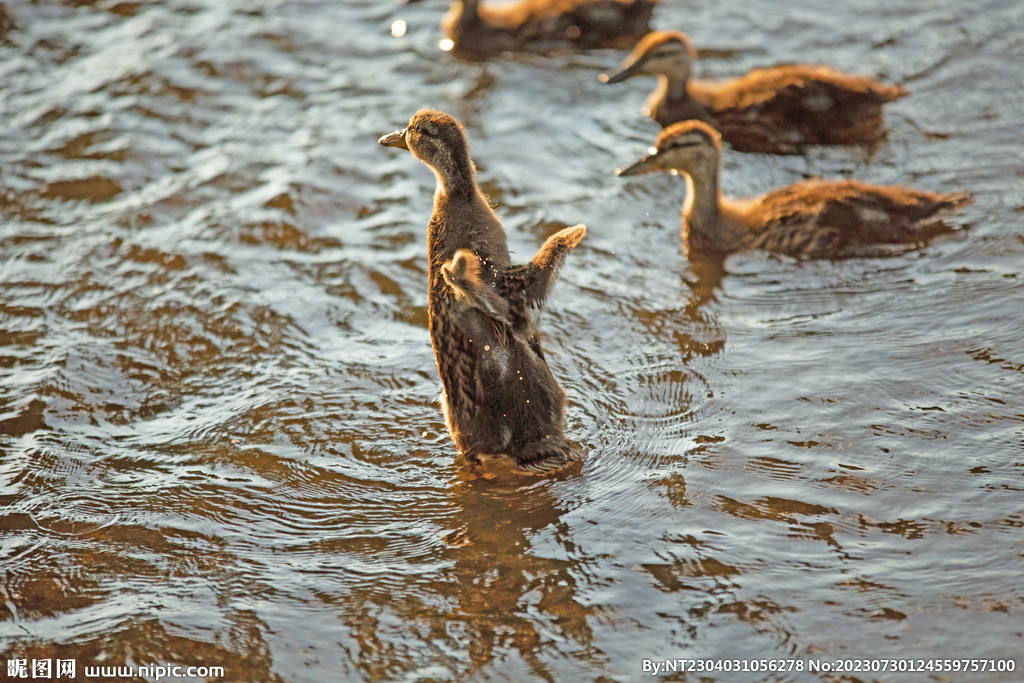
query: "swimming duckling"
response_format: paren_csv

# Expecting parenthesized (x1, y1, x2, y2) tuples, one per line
(379, 109, 586, 473)
(602, 31, 907, 154)
(0, 3, 14, 40)
(405, 0, 660, 55)
(618, 120, 971, 259)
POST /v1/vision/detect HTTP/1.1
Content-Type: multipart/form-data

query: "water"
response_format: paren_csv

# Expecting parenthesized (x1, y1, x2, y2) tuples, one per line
(1, 0, 1022, 681)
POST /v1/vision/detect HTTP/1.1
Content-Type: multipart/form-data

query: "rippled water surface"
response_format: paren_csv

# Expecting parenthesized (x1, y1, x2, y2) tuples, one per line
(2, 0, 1023, 681)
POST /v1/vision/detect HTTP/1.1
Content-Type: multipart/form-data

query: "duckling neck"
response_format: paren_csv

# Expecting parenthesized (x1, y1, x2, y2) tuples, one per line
(657, 72, 689, 104)
(457, 0, 481, 26)
(426, 165, 509, 270)
(429, 161, 478, 201)
(681, 168, 731, 252)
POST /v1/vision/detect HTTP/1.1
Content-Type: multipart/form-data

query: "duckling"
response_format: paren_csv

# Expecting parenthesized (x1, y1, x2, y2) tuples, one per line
(0, 2, 14, 40)
(618, 120, 971, 259)
(602, 31, 907, 155)
(379, 109, 586, 473)
(405, 0, 660, 55)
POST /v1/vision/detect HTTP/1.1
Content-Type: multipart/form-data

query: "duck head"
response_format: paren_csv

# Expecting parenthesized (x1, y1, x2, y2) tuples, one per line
(380, 108, 476, 190)
(600, 30, 697, 84)
(617, 119, 721, 178)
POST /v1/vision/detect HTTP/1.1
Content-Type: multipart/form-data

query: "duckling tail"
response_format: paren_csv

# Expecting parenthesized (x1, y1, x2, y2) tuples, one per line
(513, 435, 583, 474)
(942, 190, 974, 210)
(907, 189, 974, 237)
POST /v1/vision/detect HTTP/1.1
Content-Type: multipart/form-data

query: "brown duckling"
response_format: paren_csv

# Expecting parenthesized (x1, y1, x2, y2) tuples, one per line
(602, 31, 907, 155)
(618, 120, 971, 259)
(379, 109, 586, 473)
(405, 0, 660, 55)
(0, 2, 15, 40)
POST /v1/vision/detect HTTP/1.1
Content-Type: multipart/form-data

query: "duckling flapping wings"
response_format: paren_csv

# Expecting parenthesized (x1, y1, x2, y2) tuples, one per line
(524, 223, 587, 307)
(443, 224, 586, 322)
(502, 224, 587, 308)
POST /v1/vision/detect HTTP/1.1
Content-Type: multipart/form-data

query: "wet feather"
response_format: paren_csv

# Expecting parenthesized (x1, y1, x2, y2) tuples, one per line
(379, 109, 586, 473)
(605, 31, 906, 154)
(621, 120, 971, 259)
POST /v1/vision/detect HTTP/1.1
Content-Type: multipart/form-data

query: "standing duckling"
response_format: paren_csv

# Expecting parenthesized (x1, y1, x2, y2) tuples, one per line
(618, 120, 971, 259)
(380, 109, 586, 473)
(602, 31, 906, 155)
(405, 0, 660, 55)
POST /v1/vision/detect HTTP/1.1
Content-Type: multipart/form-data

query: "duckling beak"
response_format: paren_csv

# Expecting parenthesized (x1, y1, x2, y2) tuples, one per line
(379, 129, 409, 149)
(616, 151, 662, 176)
(600, 60, 642, 84)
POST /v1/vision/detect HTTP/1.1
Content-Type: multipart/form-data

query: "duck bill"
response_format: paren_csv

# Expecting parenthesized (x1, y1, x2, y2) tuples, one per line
(600, 60, 642, 84)
(379, 129, 409, 149)
(616, 153, 662, 176)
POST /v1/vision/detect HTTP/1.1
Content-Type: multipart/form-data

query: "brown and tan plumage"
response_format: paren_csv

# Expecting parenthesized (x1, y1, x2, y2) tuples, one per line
(406, 0, 661, 55)
(0, 2, 15, 40)
(602, 31, 907, 154)
(618, 120, 971, 259)
(379, 109, 586, 473)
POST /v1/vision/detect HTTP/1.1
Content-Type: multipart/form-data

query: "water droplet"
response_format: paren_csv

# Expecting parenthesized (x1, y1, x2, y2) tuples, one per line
(390, 20, 407, 37)
(439, 38, 454, 52)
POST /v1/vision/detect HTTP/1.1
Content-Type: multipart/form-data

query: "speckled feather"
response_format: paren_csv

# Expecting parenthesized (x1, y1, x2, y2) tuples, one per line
(628, 121, 971, 259)
(381, 109, 585, 473)
(736, 179, 972, 257)
(614, 31, 906, 154)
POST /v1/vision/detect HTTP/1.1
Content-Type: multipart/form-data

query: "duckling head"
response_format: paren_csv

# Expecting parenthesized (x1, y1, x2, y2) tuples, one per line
(379, 109, 476, 190)
(617, 120, 721, 178)
(600, 30, 697, 84)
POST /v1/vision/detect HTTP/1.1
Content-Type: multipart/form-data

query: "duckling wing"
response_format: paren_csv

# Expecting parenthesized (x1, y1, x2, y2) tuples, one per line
(442, 249, 510, 324)
(504, 224, 586, 309)
(749, 179, 971, 258)
(695, 65, 906, 152)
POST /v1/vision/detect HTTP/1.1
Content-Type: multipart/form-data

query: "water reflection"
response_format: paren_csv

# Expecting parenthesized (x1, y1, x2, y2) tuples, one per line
(1, 619, 283, 683)
(3, 0, 1024, 680)
(443, 473, 591, 677)
(299, 467, 592, 680)
(680, 254, 728, 319)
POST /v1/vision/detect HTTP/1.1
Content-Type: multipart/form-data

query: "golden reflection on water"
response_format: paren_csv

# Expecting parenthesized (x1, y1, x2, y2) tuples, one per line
(1, 0, 1023, 681)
